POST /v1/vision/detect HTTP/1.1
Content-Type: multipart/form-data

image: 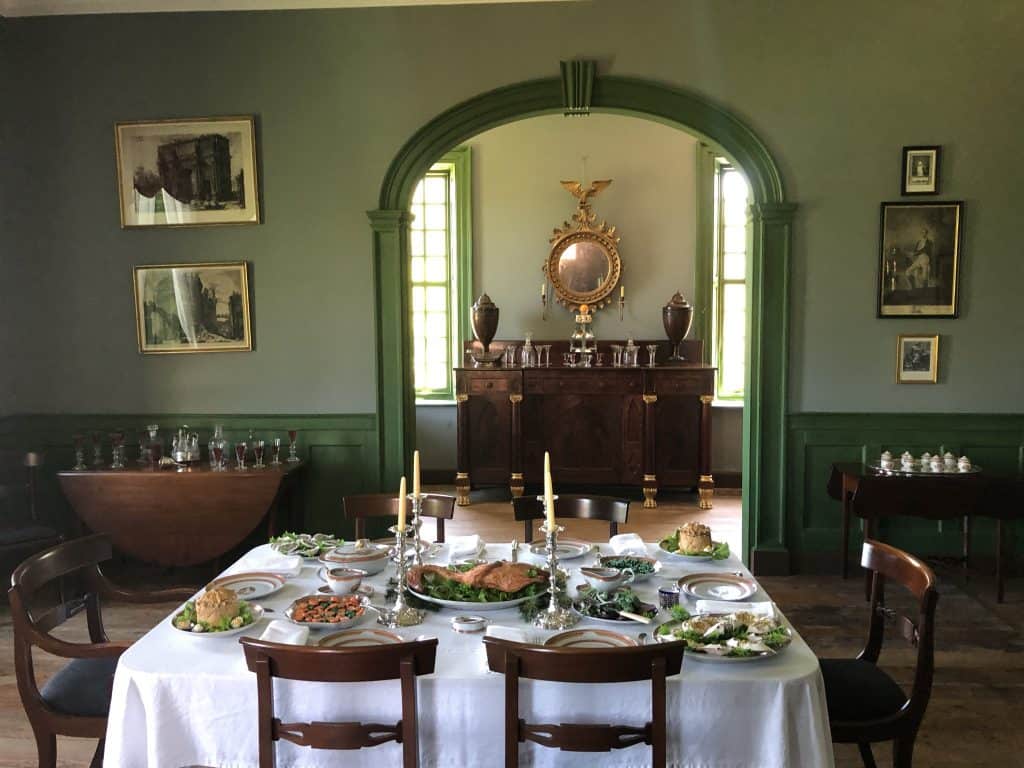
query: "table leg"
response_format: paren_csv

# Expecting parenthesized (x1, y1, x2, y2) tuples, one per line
(962, 515, 971, 573)
(996, 519, 1005, 604)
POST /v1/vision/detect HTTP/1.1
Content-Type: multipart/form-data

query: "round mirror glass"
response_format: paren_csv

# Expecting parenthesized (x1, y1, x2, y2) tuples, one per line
(557, 241, 611, 294)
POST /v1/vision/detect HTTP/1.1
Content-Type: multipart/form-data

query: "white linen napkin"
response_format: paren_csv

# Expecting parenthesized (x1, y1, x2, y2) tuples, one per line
(230, 548, 303, 578)
(259, 620, 310, 645)
(448, 534, 483, 560)
(695, 600, 775, 617)
(485, 625, 532, 644)
(608, 533, 647, 555)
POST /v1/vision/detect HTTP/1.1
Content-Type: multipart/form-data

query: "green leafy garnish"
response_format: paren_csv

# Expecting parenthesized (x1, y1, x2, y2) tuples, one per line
(669, 604, 691, 622)
(598, 556, 657, 575)
(710, 541, 730, 560)
(574, 585, 657, 620)
(173, 600, 254, 633)
(415, 565, 547, 603)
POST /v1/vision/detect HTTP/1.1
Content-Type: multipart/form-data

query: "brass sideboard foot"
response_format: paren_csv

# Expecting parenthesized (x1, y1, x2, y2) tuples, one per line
(510, 472, 524, 498)
(642, 487, 658, 509)
(455, 472, 471, 506)
(698, 474, 714, 509)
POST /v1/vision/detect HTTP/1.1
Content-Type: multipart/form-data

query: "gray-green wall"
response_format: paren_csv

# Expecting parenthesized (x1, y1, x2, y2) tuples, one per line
(3, 0, 1023, 416)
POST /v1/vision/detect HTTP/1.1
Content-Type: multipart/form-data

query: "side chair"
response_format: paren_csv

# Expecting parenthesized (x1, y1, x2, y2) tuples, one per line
(819, 539, 940, 768)
(240, 636, 439, 768)
(9, 534, 194, 768)
(512, 494, 629, 543)
(343, 492, 456, 542)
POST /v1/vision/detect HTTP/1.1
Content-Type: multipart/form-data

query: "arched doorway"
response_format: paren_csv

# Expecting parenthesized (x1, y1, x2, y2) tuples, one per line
(368, 75, 796, 573)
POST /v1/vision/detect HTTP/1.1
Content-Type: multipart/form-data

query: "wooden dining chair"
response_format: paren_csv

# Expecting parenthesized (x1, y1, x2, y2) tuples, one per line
(8, 534, 194, 768)
(819, 539, 939, 768)
(1, 451, 63, 599)
(483, 636, 685, 767)
(240, 636, 439, 768)
(343, 493, 456, 542)
(512, 494, 629, 543)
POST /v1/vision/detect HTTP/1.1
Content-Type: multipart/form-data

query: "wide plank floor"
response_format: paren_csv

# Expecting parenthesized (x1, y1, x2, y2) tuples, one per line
(1, 491, 1022, 767)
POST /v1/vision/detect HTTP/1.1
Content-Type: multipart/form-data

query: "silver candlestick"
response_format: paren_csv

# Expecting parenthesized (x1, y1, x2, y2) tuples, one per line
(407, 493, 424, 567)
(532, 498, 579, 631)
(378, 524, 425, 628)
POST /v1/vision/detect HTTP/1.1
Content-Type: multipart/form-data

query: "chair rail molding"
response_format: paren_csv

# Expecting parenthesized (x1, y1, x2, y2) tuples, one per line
(369, 73, 795, 572)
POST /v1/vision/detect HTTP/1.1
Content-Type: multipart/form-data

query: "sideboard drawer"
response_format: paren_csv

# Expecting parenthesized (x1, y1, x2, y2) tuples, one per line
(525, 371, 641, 396)
(649, 370, 714, 396)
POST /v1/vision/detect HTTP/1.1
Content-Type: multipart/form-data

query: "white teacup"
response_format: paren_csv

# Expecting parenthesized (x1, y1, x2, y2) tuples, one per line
(580, 566, 635, 594)
(325, 567, 366, 595)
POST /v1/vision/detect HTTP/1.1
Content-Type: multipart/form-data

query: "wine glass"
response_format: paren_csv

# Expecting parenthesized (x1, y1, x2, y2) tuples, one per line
(287, 430, 299, 463)
(110, 431, 125, 469)
(235, 441, 247, 470)
(253, 440, 265, 468)
(539, 344, 552, 367)
(271, 437, 282, 466)
(72, 434, 87, 471)
(212, 443, 224, 471)
(646, 344, 659, 368)
(610, 344, 623, 368)
(91, 432, 103, 467)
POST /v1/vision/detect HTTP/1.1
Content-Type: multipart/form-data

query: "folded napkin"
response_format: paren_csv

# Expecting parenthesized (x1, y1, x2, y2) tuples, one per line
(608, 533, 647, 556)
(485, 625, 532, 644)
(695, 600, 774, 617)
(230, 547, 303, 578)
(448, 534, 483, 560)
(259, 620, 310, 645)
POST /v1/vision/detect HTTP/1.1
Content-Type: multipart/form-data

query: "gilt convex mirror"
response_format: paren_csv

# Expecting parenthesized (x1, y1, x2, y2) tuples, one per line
(544, 179, 621, 312)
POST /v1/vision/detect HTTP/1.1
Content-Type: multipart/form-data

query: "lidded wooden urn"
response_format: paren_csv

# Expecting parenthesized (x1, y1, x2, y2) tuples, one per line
(470, 293, 501, 367)
(662, 291, 694, 363)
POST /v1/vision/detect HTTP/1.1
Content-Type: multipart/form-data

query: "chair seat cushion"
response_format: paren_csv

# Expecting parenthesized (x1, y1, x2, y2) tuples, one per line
(40, 656, 119, 718)
(819, 658, 907, 722)
(0, 524, 59, 547)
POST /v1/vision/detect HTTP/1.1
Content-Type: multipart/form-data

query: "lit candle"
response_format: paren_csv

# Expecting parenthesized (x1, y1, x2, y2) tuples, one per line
(397, 476, 407, 530)
(413, 450, 421, 498)
(541, 283, 546, 298)
(620, 285, 625, 299)
(544, 452, 555, 530)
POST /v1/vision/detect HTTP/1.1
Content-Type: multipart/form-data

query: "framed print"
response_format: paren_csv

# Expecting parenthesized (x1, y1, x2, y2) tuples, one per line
(901, 145, 941, 195)
(115, 117, 260, 228)
(896, 334, 939, 384)
(877, 201, 962, 317)
(133, 262, 252, 354)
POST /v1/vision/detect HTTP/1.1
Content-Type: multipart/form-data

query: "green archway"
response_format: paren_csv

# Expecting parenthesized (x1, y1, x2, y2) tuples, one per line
(369, 75, 796, 573)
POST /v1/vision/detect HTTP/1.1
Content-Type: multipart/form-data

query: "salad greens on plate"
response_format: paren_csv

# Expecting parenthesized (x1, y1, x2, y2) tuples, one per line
(573, 585, 658, 621)
(270, 531, 343, 558)
(655, 610, 791, 658)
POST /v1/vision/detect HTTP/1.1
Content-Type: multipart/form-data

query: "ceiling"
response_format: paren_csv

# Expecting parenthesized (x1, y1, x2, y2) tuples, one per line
(0, 0, 572, 17)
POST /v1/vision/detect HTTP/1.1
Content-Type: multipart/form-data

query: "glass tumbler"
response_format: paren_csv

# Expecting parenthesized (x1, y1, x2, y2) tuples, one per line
(287, 430, 299, 463)
(503, 345, 518, 368)
(611, 345, 623, 368)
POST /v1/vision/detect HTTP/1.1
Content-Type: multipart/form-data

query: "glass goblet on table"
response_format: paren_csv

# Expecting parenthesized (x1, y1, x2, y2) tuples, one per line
(235, 442, 247, 470)
(287, 430, 299, 463)
(253, 440, 265, 468)
(271, 438, 282, 466)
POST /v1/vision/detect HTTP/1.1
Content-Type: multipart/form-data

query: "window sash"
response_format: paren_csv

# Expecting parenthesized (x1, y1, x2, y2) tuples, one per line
(712, 161, 748, 401)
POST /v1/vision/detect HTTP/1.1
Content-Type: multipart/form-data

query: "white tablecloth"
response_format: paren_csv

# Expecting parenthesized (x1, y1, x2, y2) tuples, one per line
(104, 543, 834, 768)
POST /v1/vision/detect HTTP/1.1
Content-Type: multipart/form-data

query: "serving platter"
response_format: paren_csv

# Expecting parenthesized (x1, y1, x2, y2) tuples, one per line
(284, 595, 375, 630)
(171, 604, 265, 639)
(652, 616, 792, 662)
(678, 573, 757, 602)
(544, 629, 637, 648)
(318, 628, 404, 647)
(406, 587, 536, 612)
(596, 555, 662, 582)
(658, 540, 725, 562)
(205, 572, 288, 600)
(528, 538, 591, 560)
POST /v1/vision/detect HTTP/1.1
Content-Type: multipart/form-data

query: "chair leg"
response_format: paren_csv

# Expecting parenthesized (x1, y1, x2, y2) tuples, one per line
(858, 741, 878, 768)
(893, 735, 916, 768)
(33, 727, 57, 768)
(90, 738, 106, 768)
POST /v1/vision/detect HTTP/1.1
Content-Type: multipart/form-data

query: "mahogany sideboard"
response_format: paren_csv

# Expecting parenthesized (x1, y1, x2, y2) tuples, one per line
(455, 339, 714, 509)
(58, 461, 305, 567)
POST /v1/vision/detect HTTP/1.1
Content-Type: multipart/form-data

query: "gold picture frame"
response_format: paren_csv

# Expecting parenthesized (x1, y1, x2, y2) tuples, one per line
(133, 262, 252, 354)
(896, 334, 939, 384)
(115, 116, 260, 228)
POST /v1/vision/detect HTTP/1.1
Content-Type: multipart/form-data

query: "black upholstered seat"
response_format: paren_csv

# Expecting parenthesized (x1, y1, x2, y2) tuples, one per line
(820, 658, 907, 722)
(40, 656, 119, 718)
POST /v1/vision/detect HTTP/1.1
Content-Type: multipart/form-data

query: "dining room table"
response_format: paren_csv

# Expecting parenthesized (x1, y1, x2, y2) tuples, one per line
(103, 539, 835, 768)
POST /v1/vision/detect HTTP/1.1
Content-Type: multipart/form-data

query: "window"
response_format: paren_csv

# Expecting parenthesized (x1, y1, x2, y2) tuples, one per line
(409, 148, 471, 402)
(707, 156, 750, 401)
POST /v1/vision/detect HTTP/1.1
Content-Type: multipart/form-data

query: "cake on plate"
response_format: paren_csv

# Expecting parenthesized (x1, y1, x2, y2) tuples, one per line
(675, 522, 713, 554)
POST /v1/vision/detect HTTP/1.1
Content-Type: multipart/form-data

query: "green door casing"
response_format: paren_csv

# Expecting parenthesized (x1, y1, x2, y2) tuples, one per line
(368, 75, 796, 573)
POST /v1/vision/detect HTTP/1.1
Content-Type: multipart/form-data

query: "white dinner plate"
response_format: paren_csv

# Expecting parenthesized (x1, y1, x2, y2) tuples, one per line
(544, 629, 637, 648)
(319, 628, 404, 647)
(285, 595, 375, 630)
(171, 604, 265, 639)
(528, 538, 591, 560)
(406, 587, 537, 612)
(205, 572, 287, 600)
(679, 573, 757, 602)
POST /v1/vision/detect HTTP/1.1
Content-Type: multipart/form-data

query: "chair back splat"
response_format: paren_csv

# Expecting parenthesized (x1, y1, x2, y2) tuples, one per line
(241, 637, 438, 768)
(484, 637, 684, 767)
(343, 493, 455, 542)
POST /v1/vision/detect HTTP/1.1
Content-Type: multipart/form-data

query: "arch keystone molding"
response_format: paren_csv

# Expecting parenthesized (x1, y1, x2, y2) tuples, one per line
(368, 75, 797, 574)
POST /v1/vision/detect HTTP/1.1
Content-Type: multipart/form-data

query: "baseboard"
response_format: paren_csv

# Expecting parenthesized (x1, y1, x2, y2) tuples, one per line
(422, 469, 742, 488)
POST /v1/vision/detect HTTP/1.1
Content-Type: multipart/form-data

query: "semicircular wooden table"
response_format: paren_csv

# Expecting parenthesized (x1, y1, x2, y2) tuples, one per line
(58, 462, 305, 566)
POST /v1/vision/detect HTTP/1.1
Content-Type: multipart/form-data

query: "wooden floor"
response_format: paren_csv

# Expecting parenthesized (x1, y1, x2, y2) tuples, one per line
(2, 490, 1023, 767)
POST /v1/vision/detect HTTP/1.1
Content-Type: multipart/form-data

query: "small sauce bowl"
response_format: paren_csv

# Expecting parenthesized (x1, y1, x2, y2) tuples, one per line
(580, 566, 635, 593)
(325, 567, 366, 595)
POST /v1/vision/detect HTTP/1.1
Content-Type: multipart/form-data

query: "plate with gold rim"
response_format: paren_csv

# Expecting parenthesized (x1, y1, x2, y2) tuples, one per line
(318, 628, 404, 647)
(205, 572, 287, 600)
(528, 538, 591, 560)
(544, 629, 638, 648)
(678, 573, 757, 602)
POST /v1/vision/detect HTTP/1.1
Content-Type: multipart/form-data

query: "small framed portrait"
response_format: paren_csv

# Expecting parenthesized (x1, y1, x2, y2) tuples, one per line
(901, 146, 941, 195)
(896, 334, 939, 384)
(115, 116, 260, 228)
(133, 262, 252, 354)
(877, 201, 963, 318)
